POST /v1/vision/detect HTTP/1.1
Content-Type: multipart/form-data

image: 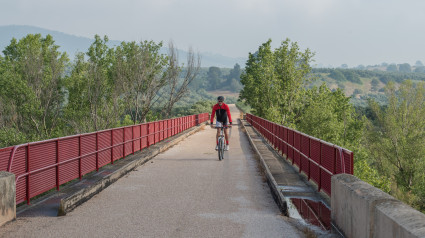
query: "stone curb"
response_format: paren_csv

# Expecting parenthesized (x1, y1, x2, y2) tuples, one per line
(58, 122, 207, 216)
(239, 119, 288, 215)
(239, 119, 336, 238)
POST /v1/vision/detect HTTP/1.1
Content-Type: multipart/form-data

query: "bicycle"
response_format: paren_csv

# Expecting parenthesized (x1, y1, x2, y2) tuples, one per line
(212, 125, 231, 161)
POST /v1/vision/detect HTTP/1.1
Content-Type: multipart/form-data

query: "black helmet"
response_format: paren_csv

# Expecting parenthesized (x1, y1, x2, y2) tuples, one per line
(217, 96, 224, 102)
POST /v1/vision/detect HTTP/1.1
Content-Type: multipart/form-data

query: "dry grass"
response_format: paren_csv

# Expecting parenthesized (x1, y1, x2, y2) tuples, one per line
(207, 90, 239, 98)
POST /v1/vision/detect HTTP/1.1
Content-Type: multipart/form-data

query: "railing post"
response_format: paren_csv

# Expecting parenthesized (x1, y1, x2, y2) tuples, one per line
(333, 147, 337, 174)
(161, 120, 164, 141)
(167, 119, 170, 138)
(56, 140, 59, 191)
(122, 127, 125, 160)
(281, 127, 284, 156)
(111, 130, 114, 164)
(308, 137, 311, 181)
(79, 135, 82, 180)
(147, 123, 150, 147)
(132, 126, 135, 155)
(318, 142, 322, 191)
(274, 123, 277, 149)
(154, 122, 157, 144)
(96, 132, 99, 171)
(299, 134, 302, 173)
(140, 125, 142, 151)
(292, 130, 295, 165)
(153, 122, 156, 145)
(26, 145, 30, 205)
(271, 123, 274, 147)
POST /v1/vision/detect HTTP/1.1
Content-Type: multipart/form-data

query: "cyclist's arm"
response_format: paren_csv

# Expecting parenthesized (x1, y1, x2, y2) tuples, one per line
(210, 105, 216, 124)
(225, 104, 232, 124)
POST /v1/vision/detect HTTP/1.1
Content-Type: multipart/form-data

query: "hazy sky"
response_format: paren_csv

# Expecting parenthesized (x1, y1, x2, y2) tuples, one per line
(1, 0, 424, 67)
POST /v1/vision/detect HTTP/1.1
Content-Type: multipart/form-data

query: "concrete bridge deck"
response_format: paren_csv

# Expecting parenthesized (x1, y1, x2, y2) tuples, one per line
(0, 105, 305, 238)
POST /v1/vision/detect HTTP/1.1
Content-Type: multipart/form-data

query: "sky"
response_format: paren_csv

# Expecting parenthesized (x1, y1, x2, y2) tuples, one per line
(1, 0, 425, 67)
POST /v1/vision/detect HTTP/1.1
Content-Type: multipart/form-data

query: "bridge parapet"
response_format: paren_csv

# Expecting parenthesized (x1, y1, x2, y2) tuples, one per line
(332, 174, 425, 238)
(0, 171, 15, 226)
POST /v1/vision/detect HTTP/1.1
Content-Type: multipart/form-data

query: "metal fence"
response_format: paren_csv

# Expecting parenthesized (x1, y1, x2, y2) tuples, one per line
(0, 113, 209, 204)
(246, 113, 353, 196)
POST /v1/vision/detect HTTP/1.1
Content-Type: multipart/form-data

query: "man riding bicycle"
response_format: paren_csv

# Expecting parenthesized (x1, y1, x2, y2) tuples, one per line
(210, 96, 232, 151)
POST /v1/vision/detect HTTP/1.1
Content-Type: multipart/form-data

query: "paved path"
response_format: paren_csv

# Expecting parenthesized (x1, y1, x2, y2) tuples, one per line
(0, 105, 304, 238)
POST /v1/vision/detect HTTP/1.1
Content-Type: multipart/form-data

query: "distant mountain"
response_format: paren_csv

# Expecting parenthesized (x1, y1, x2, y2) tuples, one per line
(198, 52, 246, 68)
(0, 25, 245, 68)
(0, 25, 122, 60)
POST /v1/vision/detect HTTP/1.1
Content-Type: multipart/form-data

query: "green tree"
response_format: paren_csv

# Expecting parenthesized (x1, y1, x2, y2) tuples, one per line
(344, 70, 362, 84)
(228, 63, 242, 81)
(159, 41, 201, 119)
(371, 78, 379, 91)
(239, 39, 391, 196)
(240, 40, 277, 119)
(415, 66, 425, 73)
(366, 81, 425, 210)
(113, 40, 168, 123)
(64, 35, 121, 133)
(295, 84, 390, 192)
(298, 84, 362, 148)
(352, 88, 363, 96)
(207, 66, 222, 90)
(329, 69, 346, 81)
(229, 78, 243, 92)
(398, 63, 411, 73)
(240, 38, 314, 126)
(379, 74, 394, 84)
(386, 64, 398, 72)
(0, 34, 69, 141)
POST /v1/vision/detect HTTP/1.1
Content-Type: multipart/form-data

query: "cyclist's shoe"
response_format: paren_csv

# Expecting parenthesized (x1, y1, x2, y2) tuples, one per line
(225, 145, 229, 151)
(215, 145, 219, 150)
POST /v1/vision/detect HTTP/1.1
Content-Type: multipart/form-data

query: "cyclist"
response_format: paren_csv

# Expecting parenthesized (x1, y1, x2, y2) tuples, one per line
(210, 96, 232, 151)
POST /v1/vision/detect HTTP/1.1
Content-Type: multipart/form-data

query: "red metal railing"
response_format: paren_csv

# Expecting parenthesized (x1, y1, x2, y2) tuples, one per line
(246, 113, 353, 196)
(0, 113, 209, 204)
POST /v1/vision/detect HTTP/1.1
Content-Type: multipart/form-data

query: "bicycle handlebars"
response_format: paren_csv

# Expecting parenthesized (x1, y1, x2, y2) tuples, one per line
(211, 125, 232, 128)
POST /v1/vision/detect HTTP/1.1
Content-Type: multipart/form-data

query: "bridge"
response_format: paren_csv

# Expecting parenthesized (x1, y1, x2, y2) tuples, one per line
(1, 105, 425, 238)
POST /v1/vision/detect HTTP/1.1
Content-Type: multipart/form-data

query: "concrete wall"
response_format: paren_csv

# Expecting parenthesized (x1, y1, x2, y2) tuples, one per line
(332, 174, 425, 238)
(0, 171, 16, 227)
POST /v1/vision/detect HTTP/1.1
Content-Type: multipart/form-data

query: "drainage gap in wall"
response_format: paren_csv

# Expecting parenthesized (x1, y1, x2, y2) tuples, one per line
(285, 196, 331, 231)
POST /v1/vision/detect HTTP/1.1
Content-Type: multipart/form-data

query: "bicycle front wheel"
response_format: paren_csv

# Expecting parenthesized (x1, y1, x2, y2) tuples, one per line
(218, 138, 223, 161)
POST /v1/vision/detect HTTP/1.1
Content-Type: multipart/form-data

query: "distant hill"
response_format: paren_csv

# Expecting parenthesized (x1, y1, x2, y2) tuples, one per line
(309, 68, 425, 107)
(0, 25, 246, 68)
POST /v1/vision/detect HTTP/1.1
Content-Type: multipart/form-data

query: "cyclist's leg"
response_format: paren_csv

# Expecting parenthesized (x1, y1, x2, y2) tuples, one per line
(216, 129, 220, 144)
(216, 121, 222, 146)
(223, 121, 229, 145)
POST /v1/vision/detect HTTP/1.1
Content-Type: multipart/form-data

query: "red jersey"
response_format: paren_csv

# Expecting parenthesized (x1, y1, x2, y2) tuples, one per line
(210, 103, 232, 124)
